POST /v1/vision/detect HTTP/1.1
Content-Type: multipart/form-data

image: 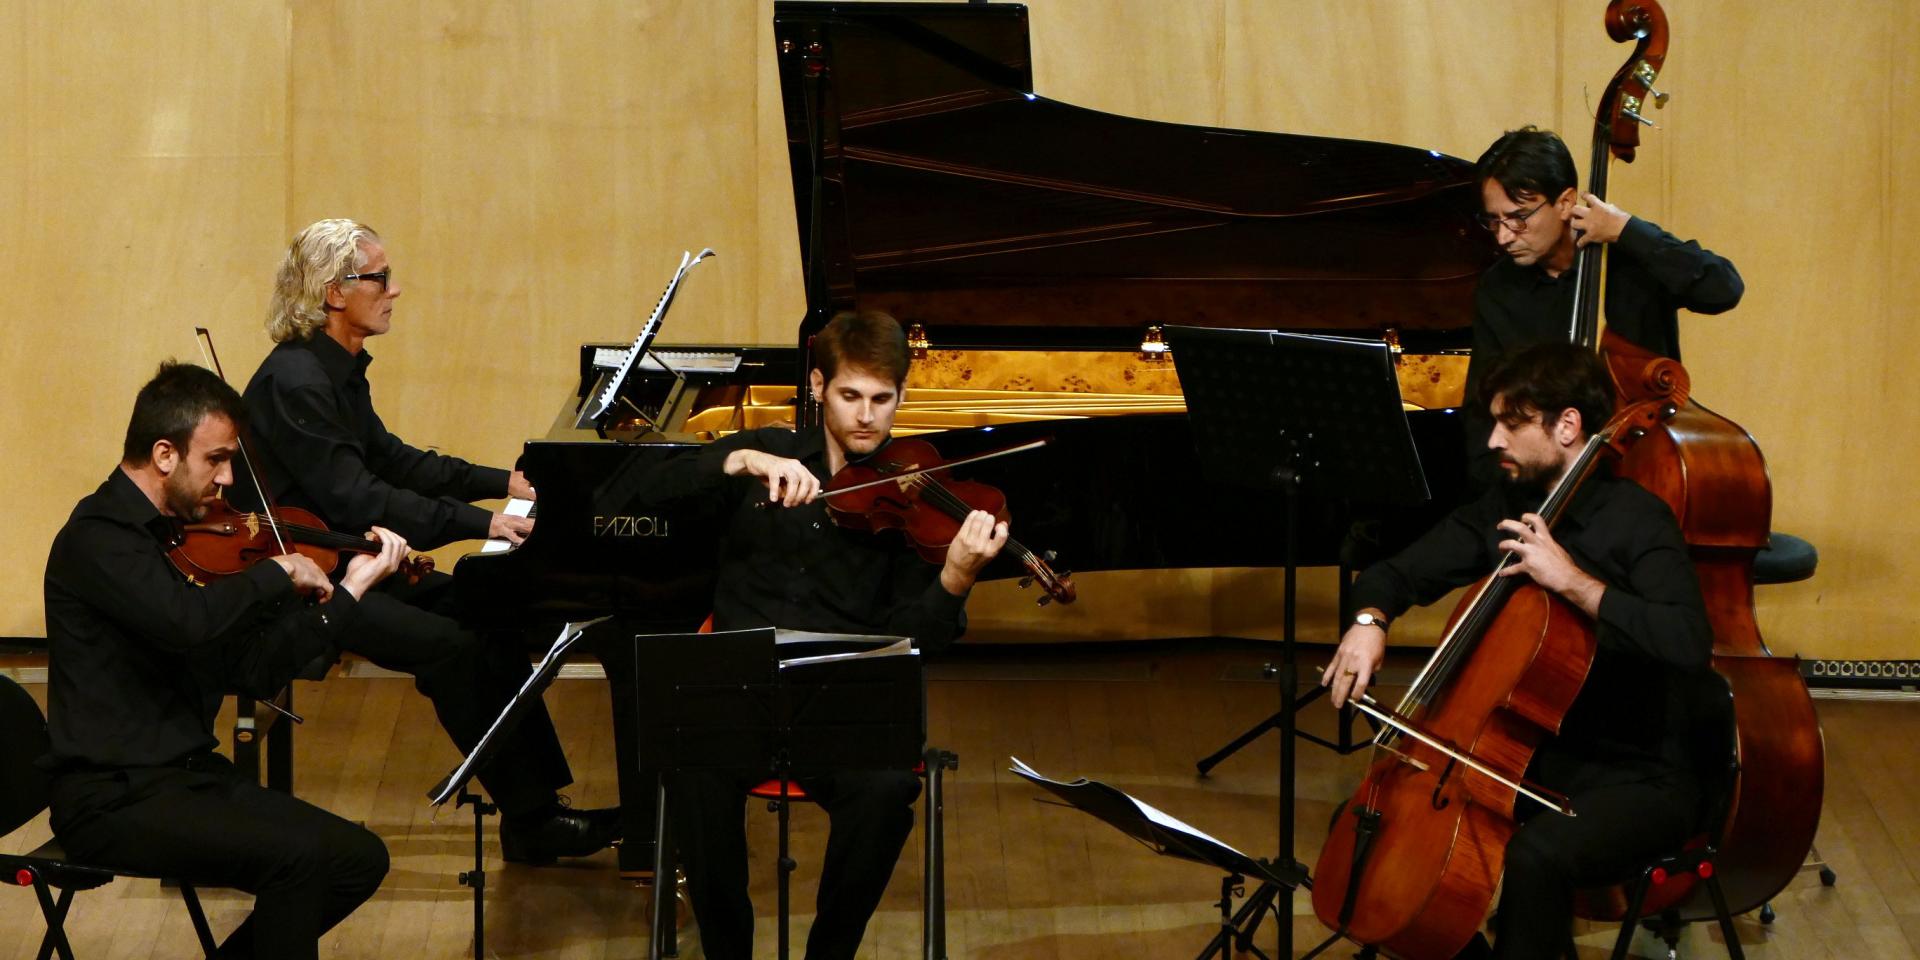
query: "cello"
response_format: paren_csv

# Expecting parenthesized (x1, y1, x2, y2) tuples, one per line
(1309, 388, 1680, 959)
(1574, 0, 1824, 924)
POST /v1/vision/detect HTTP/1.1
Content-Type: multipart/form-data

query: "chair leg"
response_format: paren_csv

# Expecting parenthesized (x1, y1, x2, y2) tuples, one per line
(179, 880, 220, 957)
(32, 880, 77, 960)
(1609, 873, 1652, 960)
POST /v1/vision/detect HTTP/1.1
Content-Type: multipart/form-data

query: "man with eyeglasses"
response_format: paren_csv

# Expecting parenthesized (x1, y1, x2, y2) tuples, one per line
(1460, 126, 1743, 489)
(235, 219, 620, 865)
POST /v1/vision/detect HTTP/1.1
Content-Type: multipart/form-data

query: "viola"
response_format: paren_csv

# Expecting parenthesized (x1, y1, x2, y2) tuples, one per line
(821, 437, 1077, 606)
(166, 498, 434, 587)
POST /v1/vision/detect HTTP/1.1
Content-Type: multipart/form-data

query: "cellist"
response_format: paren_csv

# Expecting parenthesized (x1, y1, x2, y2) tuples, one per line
(1461, 126, 1743, 488)
(1322, 342, 1716, 958)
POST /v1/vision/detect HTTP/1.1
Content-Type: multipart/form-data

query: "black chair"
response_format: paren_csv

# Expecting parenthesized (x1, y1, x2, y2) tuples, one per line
(0, 675, 220, 960)
(1575, 670, 1746, 960)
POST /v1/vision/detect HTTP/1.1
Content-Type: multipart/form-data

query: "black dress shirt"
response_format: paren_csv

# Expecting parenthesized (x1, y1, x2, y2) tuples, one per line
(1461, 217, 1744, 485)
(1349, 469, 1712, 776)
(241, 334, 508, 550)
(41, 469, 361, 771)
(647, 427, 969, 652)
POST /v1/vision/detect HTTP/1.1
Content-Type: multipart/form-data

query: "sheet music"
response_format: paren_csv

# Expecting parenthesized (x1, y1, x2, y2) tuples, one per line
(591, 347, 744, 374)
(772, 629, 910, 647)
(479, 497, 535, 554)
(578, 248, 716, 426)
(1008, 756, 1251, 860)
(778, 638, 917, 670)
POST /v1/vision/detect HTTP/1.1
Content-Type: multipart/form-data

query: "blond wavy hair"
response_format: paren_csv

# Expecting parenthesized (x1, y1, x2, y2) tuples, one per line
(265, 219, 381, 343)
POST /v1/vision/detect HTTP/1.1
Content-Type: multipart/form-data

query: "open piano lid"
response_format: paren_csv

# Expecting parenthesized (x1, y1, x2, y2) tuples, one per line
(774, 1, 1497, 345)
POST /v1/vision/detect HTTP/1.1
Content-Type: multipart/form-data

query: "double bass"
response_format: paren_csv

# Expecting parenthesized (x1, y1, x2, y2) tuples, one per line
(1576, 0, 1824, 925)
(1312, 2, 1823, 953)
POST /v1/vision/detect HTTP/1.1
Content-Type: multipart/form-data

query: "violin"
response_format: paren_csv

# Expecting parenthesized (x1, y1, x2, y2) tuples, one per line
(166, 498, 434, 587)
(821, 437, 1077, 606)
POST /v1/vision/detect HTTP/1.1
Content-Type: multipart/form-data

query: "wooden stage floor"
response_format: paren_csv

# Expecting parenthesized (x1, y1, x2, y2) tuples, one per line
(3, 642, 1912, 959)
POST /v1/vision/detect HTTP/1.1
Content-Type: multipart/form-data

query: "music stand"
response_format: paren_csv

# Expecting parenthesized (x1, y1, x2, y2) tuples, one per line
(635, 628, 935, 960)
(1165, 326, 1430, 958)
(1009, 758, 1306, 960)
(428, 617, 605, 960)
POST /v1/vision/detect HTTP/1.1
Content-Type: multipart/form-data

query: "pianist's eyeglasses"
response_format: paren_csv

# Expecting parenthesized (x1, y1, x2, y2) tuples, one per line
(1474, 201, 1548, 234)
(341, 269, 391, 289)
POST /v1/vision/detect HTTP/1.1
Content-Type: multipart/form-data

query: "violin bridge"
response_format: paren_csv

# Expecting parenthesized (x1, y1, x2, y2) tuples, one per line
(243, 513, 261, 538)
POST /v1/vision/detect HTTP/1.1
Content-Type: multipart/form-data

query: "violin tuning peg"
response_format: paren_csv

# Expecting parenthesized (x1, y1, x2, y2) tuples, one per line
(1036, 594, 1053, 607)
(1043, 549, 1058, 564)
(1018, 575, 1035, 589)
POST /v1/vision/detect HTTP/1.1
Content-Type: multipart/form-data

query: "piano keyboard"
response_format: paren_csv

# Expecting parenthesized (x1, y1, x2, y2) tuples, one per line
(479, 497, 536, 554)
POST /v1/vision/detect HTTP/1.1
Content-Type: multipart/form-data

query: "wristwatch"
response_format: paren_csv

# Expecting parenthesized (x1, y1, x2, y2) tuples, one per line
(1352, 612, 1389, 631)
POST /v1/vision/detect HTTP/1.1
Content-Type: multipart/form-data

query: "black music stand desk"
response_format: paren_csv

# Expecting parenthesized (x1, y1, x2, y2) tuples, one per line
(636, 627, 946, 960)
(1010, 758, 1306, 960)
(1165, 326, 1430, 958)
(429, 617, 605, 959)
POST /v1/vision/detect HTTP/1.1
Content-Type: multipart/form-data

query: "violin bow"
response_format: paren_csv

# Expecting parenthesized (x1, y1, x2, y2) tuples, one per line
(821, 438, 1050, 499)
(195, 328, 294, 557)
(193, 327, 303, 724)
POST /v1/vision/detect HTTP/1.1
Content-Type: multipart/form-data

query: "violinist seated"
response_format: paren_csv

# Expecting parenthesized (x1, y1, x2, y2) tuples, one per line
(638, 310, 1008, 960)
(1461, 126, 1743, 488)
(1322, 342, 1716, 960)
(236, 219, 617, 864)
(41, 362, 394, 960)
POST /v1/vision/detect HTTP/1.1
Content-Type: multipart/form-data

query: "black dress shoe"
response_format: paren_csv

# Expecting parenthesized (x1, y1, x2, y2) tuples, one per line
(499, 805, 623, 865)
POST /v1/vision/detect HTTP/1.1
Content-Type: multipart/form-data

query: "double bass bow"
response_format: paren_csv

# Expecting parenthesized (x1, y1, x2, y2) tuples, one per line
(1572, 0, 1824, 924)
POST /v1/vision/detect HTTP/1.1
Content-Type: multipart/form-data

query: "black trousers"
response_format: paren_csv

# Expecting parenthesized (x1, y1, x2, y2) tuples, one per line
(47, 754, 388, 960)
(1490, 750, 1701, 959)
(346, 571, 572, 816)
(672, 768, 920, 960)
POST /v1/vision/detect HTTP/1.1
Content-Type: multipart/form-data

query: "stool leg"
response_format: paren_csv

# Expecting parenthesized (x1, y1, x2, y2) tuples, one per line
(777, 774, 793, 960)
(1705, 872, 1746, 960)
(179, 881, 219, 956)
(32, 881, 77, 960)
(1610, 872, 1652, 960)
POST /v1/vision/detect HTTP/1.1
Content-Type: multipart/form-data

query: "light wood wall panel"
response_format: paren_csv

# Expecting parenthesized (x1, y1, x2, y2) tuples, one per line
(2, 2, 288, 638)
(3, 0, 1906, 662)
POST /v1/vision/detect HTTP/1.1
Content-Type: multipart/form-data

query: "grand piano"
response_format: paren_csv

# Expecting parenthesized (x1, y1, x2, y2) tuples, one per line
(453, 0, 1497, 872)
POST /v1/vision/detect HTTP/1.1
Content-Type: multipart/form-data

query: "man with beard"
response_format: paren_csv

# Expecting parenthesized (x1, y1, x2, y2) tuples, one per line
(42, 362, 395, 959)
(1462, 126, 1743, 488)
(1320, 342, 1715, 959)
(644, 310, 1008, 960)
